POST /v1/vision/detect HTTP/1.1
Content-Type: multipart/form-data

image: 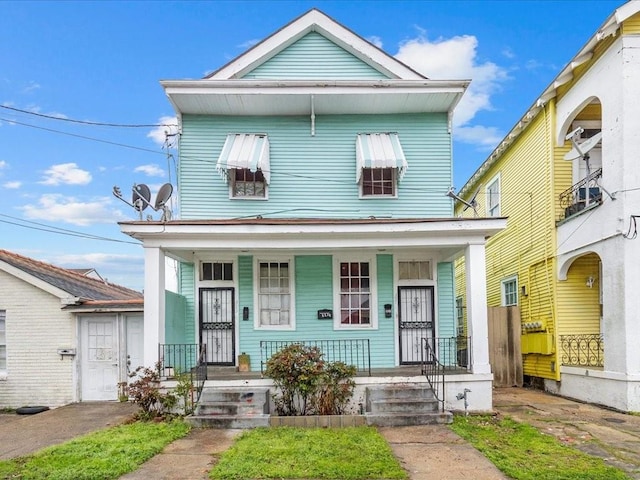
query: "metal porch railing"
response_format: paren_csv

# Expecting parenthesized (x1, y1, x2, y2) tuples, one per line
(260, 339, 371, 375)
(560, 334, 604, 367)
(559, 168, 603, 219)
(158, 343, 208, 407)
(421, 336, 472, 412)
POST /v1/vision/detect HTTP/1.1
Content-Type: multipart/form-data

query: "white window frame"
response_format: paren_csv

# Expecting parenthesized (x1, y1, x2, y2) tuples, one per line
(333, 255, 378, 330)
(359, 167, 398, 199)
(0, 309, 6, 377)
(501, 275, 518, 306)
(229, 168, 269, 200)
(254, 257, 295, 331)
(486, 173, 501, 217)
(456, 296, 465, 336)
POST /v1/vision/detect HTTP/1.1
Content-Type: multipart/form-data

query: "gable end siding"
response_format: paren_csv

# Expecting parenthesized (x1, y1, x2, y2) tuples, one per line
(243, 32, 388, 79)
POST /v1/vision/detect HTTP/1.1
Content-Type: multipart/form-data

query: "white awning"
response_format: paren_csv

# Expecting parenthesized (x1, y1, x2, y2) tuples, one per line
(355, 133, 408, 183)
(216, 134, 270, 184)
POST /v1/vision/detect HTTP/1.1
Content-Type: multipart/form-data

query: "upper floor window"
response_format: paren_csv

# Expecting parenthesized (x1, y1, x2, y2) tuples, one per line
(361, 167, 395, 196)
(356, 133, 407, 198)
(487, 174, 501, 217)
(257, 260, 293, 329)
(0, 310, 6, 371)
(216, 133, 270, 200)
(501, 276, 518, 306)
(232, 169, 266, 198)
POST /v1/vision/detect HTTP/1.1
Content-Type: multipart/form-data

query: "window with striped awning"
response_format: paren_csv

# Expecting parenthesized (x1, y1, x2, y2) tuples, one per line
(356, 133, 407, 197)
(216, 134, 270, 198)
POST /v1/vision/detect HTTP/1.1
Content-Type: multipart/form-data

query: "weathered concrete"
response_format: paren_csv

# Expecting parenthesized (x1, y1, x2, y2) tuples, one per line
(0, 402, 137, 460)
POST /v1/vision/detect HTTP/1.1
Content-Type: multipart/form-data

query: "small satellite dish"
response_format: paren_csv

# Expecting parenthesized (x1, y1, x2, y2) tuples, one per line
(132, 184, 151, 211)
(564, 131, 602, 161)
(446, 187, 478, 217)
(154, 183, 173, 210)
(463, 186, 481, 211)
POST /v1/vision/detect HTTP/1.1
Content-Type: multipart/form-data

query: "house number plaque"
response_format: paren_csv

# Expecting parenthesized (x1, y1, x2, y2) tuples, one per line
(317, 309, 333, 319)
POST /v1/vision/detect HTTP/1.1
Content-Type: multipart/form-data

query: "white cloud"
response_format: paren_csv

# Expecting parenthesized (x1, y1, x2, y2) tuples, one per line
(395, 34, 509, 127)
(237, 38, 260, 49)
(50, 252, 145, 291)
(455, 125, 503, 149)
(3, 181, 22, 189)
(22, 81, 41, 93)
(39, 163, 92, 186)
(134, 164, 165, 177)
(147, 116, 179, 146)
(21, 194, 128, 226)
(0, 161, 7, 169)
(367, 36, 383, 49)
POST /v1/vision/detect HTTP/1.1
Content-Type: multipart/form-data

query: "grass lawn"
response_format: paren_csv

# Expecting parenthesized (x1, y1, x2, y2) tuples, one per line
(209, 426, 408, 480)
(450, 415, 629, 480)
(0, 419, 190, 480)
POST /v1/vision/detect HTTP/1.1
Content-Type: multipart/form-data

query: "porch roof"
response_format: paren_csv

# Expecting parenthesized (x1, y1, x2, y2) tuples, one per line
(119, 216, 507, 262)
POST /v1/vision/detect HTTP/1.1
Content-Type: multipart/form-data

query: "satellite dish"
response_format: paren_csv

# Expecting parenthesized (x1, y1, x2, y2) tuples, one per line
(446, 187, 478, 217)
(132, 184, 151, 211)
(154, 183, 173, 210)
(463, 186, 481, 211)
(564, 131, 602, 161)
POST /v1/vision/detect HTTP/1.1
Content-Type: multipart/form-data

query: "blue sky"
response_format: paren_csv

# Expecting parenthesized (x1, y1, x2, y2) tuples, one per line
(0, 0, 624, 290)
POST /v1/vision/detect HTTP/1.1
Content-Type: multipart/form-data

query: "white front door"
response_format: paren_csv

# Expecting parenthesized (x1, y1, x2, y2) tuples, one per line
(126, 315, 144, 379)
(81, 317, 119, 401)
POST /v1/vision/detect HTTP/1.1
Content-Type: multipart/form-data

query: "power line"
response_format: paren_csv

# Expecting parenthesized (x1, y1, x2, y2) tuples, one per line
(0, 117, 165, 155)
(0, 105, 177, 128)
(0, 214, 140, 245)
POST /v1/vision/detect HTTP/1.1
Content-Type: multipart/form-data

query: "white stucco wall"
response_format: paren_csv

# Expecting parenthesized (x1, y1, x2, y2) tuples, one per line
(0, 270, 77, 408)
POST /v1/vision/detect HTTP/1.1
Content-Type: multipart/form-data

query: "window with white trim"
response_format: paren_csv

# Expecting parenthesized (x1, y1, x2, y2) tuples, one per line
(399, 261, 432, 280)
(456, 296, 465, 335)
(257, 261, 292, 328)
(0, 310, 6, 371)
(201, 262, 233, 281)
(339, 261, 371, 326)
(501, 276, 518, 306)
(487, 174, 501, 217)
(361, 168, 396, 197)
(231, 168, 266, 198)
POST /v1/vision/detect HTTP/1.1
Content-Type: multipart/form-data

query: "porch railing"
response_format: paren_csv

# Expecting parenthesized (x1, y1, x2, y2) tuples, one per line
(260, 339, 371, 376)
(560, 334, 604, 367)
(559, 168, 603, 219)
(420, 336, 472, 412)
(158, 343, 208, 411)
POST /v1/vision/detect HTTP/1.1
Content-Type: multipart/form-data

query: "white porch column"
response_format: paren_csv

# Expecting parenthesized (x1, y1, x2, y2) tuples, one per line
(143, 246, 165, 367)
(465, 243, 491, 374)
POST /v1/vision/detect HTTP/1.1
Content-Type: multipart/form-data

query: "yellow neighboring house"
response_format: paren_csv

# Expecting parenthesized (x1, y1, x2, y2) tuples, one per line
(455, 0, 640, 412)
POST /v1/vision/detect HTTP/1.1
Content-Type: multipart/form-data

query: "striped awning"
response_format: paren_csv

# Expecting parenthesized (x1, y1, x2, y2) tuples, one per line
(216, 133, 270, 184)
(355, 133, 408, 183)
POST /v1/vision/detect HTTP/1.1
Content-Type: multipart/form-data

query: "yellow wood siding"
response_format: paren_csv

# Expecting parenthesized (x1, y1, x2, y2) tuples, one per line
(622, 12, 640, 34)
(556, 253, 601, 336)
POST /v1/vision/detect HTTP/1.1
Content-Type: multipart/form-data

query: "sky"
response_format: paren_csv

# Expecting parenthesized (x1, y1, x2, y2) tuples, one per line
(0, 0, 625, 291)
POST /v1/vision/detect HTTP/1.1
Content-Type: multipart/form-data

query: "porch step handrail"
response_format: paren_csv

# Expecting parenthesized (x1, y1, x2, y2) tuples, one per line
(421, 338, 445, 412)
(260, 339, 371, 375)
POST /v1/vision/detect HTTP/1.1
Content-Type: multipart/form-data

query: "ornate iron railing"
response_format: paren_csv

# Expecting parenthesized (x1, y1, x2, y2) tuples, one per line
(559, 168, 603, 219)
(420, 336, 472, 413)
(560, 334, 604, 367)
(260, 339, 371, 375)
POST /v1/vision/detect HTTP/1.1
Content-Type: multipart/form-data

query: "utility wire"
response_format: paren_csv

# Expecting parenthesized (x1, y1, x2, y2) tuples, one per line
(0, 105, 177, 128)
(0, 117, 165, 155)
(0, 214, 140, 245)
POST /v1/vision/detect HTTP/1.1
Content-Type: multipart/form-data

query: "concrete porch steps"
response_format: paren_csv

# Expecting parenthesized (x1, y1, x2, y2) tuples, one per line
(186, 387, 270, 429)
(365, 384, 453, 426)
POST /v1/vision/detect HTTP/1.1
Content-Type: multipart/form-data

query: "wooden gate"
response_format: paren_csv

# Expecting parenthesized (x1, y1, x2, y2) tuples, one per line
(488, 306, 523, 387)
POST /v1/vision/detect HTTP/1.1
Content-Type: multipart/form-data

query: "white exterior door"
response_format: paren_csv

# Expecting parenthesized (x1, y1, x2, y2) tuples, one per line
(81, 317, 119, 401)
(126, 315, 144, 380)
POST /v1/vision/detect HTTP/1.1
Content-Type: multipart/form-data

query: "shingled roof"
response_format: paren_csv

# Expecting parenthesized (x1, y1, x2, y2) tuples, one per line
(0, 249, 143, 304)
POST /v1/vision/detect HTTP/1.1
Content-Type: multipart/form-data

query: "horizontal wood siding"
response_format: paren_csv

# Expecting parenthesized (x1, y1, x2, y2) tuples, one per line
(556, 253, 601, 336)
(237, 255, 254, 360)
(622, 12, 640, 34)
(437, 262, 456, 338)
(375, 254, 395, 367)
(180, 113, 451, 219)
(244, 32, 388, 79)
(178, 262, 196, 343)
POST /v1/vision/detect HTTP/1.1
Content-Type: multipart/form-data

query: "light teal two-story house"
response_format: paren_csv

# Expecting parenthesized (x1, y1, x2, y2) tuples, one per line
(120, 9, 506, 412)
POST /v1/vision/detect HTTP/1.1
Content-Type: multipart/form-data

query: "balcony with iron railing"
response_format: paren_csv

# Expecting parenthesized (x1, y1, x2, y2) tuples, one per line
(559, 168, 603, 220)
(559, 334, 604, 368)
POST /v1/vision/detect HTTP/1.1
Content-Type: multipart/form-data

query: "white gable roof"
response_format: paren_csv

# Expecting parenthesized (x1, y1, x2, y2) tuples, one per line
(208, 9, 425, 81)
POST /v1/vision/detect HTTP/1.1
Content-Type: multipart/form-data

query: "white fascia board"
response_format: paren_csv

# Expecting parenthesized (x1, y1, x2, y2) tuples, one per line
(0, 260, 76, 303)
(120, 218, 507, 250)
(208, 9, 424, 81)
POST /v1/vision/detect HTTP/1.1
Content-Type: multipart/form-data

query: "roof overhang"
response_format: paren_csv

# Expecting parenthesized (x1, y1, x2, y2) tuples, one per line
(119, 217, 506, 262)
(160, 79, 469, 116)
